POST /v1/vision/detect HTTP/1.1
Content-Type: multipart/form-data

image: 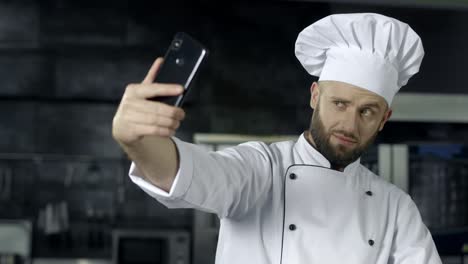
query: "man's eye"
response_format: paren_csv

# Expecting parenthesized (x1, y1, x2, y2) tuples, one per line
(361, 108, 373, 117)
(334, 101, 346, 108)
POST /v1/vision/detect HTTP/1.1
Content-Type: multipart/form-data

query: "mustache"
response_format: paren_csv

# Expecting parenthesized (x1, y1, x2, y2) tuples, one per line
(331, 130, 359, 142)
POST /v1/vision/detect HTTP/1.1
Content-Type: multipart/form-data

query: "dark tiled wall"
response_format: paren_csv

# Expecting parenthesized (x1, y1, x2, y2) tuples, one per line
(2, 0, 468, 258)
(0, 0, 329, 258)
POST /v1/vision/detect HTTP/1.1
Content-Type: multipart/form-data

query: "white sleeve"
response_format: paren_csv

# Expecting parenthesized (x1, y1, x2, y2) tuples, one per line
(388, 194, 442, 264)
(129, 162, 181, 197)
(129, 137, 194, 200)
(128, 137, 274, 219)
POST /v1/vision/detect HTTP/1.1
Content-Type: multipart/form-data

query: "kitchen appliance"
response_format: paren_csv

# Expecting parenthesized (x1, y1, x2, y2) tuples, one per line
(0, 220, 32, 264)
(112, 229, 189, 264)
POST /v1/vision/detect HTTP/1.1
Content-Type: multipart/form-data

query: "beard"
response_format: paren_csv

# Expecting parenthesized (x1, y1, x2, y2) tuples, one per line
(308, 106, 378, 169)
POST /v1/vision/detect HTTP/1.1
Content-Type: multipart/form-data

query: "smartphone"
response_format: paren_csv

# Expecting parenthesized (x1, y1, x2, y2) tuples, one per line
(150, 32, 209, 107)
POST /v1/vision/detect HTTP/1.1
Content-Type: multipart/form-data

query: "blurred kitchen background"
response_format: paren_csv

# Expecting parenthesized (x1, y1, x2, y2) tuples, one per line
(0, 0, 468, 263)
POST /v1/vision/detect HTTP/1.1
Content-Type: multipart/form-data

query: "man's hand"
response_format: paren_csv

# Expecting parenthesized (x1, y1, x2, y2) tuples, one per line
(112, 57, 186, 146)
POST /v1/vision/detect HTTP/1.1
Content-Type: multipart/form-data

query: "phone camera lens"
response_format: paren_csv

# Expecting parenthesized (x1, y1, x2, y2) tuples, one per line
(173, 39, 182, 50)
(175, 58, 184, 66)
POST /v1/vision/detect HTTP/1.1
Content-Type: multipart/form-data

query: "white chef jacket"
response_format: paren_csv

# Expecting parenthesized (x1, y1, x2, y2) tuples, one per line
(129, 133, 442, 264)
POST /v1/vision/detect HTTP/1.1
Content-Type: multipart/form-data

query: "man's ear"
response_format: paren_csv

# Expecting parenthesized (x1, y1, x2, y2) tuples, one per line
(310, 82, 320, 110)
(378, 108, 393, 131)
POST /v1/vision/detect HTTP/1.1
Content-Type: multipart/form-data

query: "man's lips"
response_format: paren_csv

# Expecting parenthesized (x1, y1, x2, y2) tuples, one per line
(333, 133, 358, 145)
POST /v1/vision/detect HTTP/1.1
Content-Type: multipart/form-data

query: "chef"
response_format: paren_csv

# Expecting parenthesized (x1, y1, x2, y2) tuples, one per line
(112, 13, 442, 264)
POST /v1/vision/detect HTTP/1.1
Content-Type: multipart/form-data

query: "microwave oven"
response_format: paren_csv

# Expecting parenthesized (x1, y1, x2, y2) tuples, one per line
(112, 229, 190, 264)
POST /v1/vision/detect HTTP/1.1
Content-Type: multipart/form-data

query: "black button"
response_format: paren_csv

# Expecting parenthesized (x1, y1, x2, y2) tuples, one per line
(289, 224, 296, 231)
(368, 239, 375, 246)
(289, 173, 297, 180)
(366, 191, 373, 196)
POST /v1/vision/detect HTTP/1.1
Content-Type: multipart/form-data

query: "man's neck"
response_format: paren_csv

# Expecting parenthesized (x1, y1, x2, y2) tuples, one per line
(304, 130, 316, 148)
(304, 130, 345, 172)
(330, 164, 345, 172)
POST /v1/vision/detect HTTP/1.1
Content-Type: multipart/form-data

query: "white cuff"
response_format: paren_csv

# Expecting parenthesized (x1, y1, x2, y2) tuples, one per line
(129, 162, 181, 197)
(128, 137, 194, 199)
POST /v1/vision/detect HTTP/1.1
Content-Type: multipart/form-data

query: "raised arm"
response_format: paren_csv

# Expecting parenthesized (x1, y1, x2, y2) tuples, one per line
(112, 58, 186, 192)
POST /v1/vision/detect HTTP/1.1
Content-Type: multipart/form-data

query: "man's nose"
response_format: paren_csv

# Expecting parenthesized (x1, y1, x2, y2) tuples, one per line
(339, 110, 359, 136)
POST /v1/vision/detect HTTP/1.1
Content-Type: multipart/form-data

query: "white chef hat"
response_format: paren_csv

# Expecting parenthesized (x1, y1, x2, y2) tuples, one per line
(295, 13, 424, 105)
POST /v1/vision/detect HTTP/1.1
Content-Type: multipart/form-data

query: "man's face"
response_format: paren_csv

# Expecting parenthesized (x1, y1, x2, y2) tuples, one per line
(308, 81, 392, 169)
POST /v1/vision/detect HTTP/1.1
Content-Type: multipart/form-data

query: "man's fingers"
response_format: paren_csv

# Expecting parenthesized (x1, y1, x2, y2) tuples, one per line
(127, 83, 184, 99)
(114, 57, 187, 144)
(125, 110, 181, 130)
(143, 57, 164, 84)
(151, 103, 186, 121)
(126, 99, 186, 121)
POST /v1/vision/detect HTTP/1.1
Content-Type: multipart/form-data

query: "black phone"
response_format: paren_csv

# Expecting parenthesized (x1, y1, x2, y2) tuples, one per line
(150, 32, 209, 107)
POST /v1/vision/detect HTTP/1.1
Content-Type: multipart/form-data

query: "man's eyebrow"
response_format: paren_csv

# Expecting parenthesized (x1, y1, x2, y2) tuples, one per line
(329, 96, 351, 103)
(361, 102, 382, 110)
(329, 96, 383, 110)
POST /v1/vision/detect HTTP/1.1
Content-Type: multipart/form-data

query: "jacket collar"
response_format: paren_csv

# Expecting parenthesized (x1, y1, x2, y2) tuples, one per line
(293, 132, 361, 175)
